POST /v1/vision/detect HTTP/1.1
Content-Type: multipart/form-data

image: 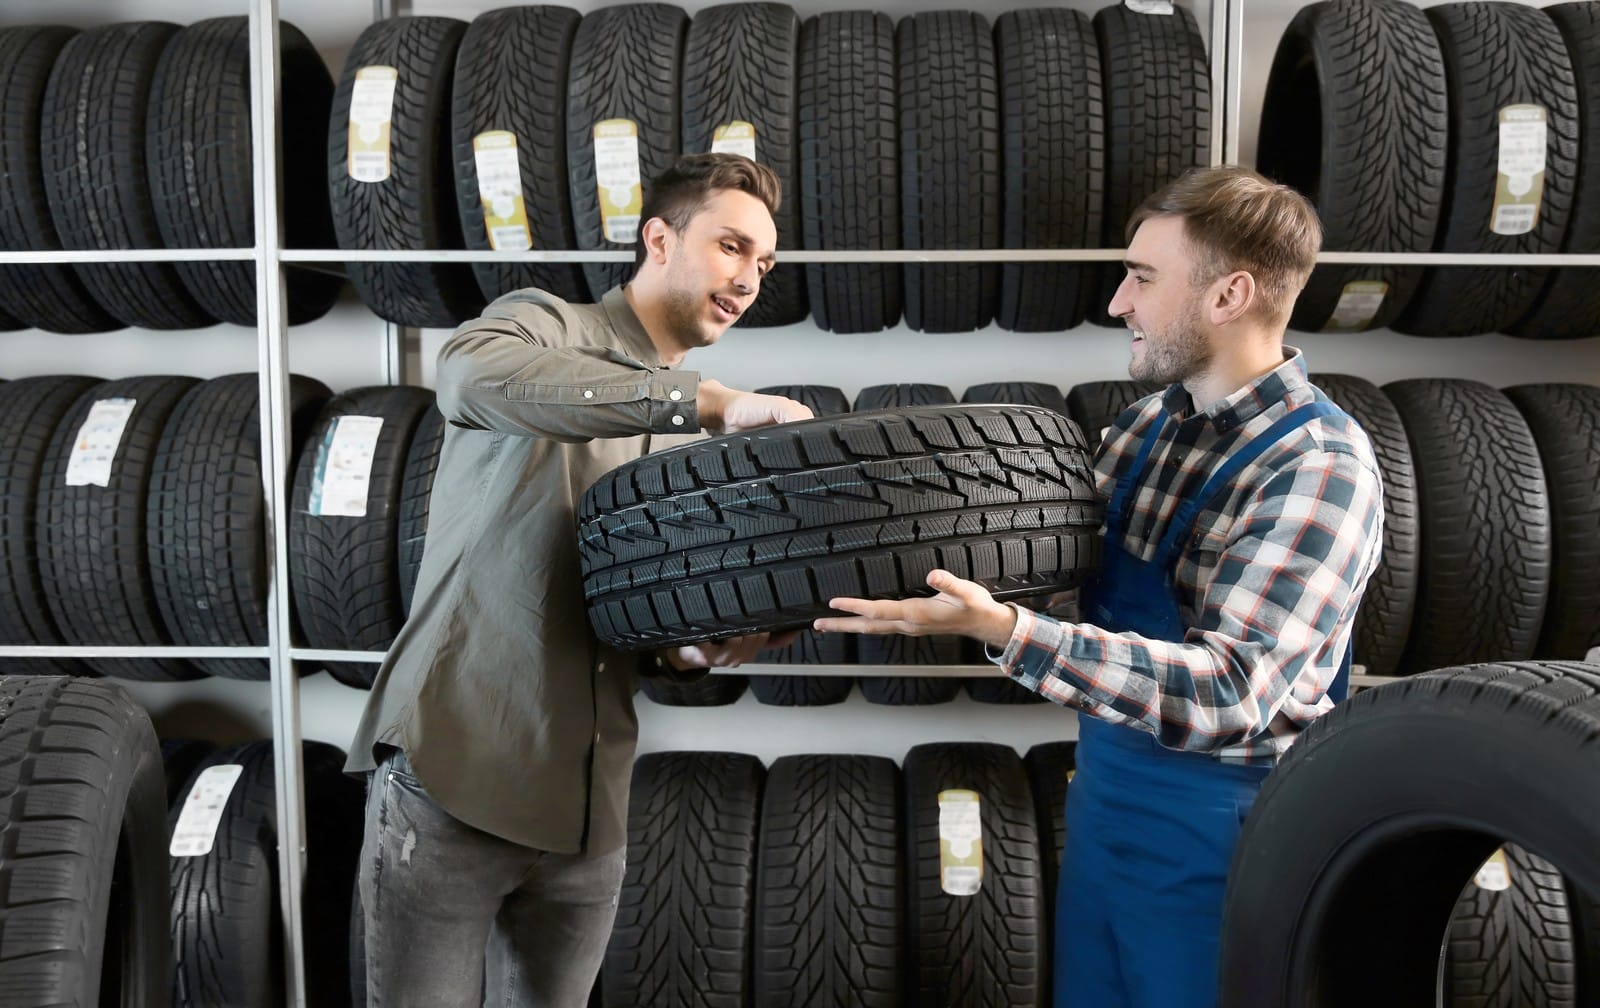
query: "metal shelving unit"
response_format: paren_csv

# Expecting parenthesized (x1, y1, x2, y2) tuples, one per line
(3, 0, 1599, 1002)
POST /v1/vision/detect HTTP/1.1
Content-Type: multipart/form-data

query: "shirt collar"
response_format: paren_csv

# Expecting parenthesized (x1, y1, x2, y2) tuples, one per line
(1159, 346, 1310, 433)
(601, 285, 663, 368)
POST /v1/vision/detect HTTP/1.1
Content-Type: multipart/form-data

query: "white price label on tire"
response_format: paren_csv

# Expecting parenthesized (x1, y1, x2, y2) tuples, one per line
(1491, 105, 1546, 236)
(1323, 280, 1389, 332)
(473, 130, 532, 251)
(170, 765, 244, 857)
(308, 415, 384, 517)
(593, 119, 643, 244)
(1474, 849, 1511, 892)
(711, 121, 757, 162)
(65, 398, 137, 487)
(938, 789, 983, 896)
(347, 66, 398, 183)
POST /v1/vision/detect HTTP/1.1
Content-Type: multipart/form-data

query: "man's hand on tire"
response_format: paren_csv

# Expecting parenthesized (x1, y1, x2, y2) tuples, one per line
(696, 379, 813, 434)
(665, 630, 802, 670)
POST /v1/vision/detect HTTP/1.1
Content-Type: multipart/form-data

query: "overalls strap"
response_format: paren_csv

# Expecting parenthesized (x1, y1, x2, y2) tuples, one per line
(1151, 401, 1344, 568)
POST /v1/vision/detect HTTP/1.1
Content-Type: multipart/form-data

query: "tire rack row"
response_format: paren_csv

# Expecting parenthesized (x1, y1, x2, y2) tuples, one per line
(0, 2, 1597, 1006)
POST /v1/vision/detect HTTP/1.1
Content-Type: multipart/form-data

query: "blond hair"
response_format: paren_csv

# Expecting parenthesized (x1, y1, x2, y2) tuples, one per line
(1128, 166, 1322, 323)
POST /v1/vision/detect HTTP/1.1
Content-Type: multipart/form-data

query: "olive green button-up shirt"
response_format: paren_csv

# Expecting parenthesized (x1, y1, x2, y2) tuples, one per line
(345, 286, 701, 856)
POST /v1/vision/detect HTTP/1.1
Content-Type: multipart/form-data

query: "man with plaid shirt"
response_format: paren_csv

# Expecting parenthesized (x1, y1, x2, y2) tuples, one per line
(817, 166, 1384, 1008)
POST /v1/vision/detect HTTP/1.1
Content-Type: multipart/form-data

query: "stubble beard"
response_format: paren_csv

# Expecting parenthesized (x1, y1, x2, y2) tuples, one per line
(1129, 298, 1211, 386)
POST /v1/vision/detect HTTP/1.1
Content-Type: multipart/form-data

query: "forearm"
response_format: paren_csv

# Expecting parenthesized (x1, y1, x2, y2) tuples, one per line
(436, 316, 698, 442)
(994, 607, 1288, 750)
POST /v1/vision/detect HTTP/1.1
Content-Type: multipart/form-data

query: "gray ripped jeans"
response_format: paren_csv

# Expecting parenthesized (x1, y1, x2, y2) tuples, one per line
(360, 747, 625, 1008)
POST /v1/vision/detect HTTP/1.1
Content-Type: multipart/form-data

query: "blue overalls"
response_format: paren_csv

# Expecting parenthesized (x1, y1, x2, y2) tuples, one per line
(1057, 402, 1351, 1008)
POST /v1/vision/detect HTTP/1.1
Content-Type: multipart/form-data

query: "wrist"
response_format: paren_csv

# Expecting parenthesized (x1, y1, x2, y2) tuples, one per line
(981, 602, 1019, 649)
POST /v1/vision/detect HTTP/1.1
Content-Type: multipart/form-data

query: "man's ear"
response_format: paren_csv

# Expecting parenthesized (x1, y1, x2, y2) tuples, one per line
(638, 216, 673, 266)
(1208, 270, 1256, 326)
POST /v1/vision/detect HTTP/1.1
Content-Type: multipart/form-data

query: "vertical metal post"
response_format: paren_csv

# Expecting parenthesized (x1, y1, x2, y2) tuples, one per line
(249, 3, 309, 1006)
(373, 0, 406, 386)
(1224, 0, 1244, 164)
(1208, 0, 1227, 166)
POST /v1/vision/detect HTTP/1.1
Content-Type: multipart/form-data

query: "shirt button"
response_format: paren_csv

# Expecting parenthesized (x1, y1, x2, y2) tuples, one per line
(583, 389, 595, 399)
(597, 661, 606, 673)
(671, 414, 685, 426)
(669, 388, 683, 401)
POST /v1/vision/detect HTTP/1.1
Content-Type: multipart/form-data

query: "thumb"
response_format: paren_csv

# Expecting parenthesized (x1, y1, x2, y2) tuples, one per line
(927, 568, 986, 605)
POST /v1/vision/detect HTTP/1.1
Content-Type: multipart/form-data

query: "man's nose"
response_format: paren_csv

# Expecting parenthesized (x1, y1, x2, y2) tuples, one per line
(1106, 275, 1133, 319)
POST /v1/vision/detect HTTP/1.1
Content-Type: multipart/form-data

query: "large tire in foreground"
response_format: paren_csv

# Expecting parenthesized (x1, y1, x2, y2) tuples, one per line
(576, 405, 1102, 651)
(1220, 660, 1600, 1005)
(0, 677, 170, 1007)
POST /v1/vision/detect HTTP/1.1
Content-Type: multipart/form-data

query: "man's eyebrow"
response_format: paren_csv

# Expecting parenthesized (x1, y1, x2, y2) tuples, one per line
(1123, 258, 1158, 274)
(721, 227, 777, 264)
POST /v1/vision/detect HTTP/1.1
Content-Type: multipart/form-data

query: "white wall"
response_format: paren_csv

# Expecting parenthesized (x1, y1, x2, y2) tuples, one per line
(5, 0, 1598, 762)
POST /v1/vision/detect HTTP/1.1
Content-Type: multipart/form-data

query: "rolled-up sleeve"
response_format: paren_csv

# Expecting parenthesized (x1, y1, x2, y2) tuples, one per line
(993, 447, 1383, 755)
(436, 297, 700, 441)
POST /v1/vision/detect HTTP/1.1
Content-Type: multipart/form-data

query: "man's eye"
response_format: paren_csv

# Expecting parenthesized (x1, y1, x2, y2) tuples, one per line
(722, 242, 738, 255)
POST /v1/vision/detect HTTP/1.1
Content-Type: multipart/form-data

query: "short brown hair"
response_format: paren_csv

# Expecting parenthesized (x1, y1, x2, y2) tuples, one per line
(1126, 166, 1321, 324)
(632, 153, 782, 270)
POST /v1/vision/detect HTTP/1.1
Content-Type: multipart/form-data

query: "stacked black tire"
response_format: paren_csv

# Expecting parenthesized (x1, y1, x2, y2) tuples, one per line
(601, 743, 1051, 1007)
(321, 3, 1208, 332)
(0, 19, 339, 333)
(1259, 0, 1600, 338)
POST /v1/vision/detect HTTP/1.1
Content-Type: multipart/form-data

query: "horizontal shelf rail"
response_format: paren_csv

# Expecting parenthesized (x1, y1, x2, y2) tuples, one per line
(6, 249, 1600, 267)
(0, 644, 271, 659)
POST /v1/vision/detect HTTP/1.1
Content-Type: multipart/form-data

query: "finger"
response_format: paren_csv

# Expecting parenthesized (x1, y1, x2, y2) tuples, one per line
(827, 597, 913, 620)
(813, 616, 906, 635)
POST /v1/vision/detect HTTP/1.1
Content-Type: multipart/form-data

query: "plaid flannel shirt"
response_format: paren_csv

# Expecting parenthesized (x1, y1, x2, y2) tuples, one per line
(994, 349, 1384, 764)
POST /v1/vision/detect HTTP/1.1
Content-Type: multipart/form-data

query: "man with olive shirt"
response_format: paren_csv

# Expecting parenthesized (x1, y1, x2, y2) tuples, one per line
(348, 153, 811, 1008)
